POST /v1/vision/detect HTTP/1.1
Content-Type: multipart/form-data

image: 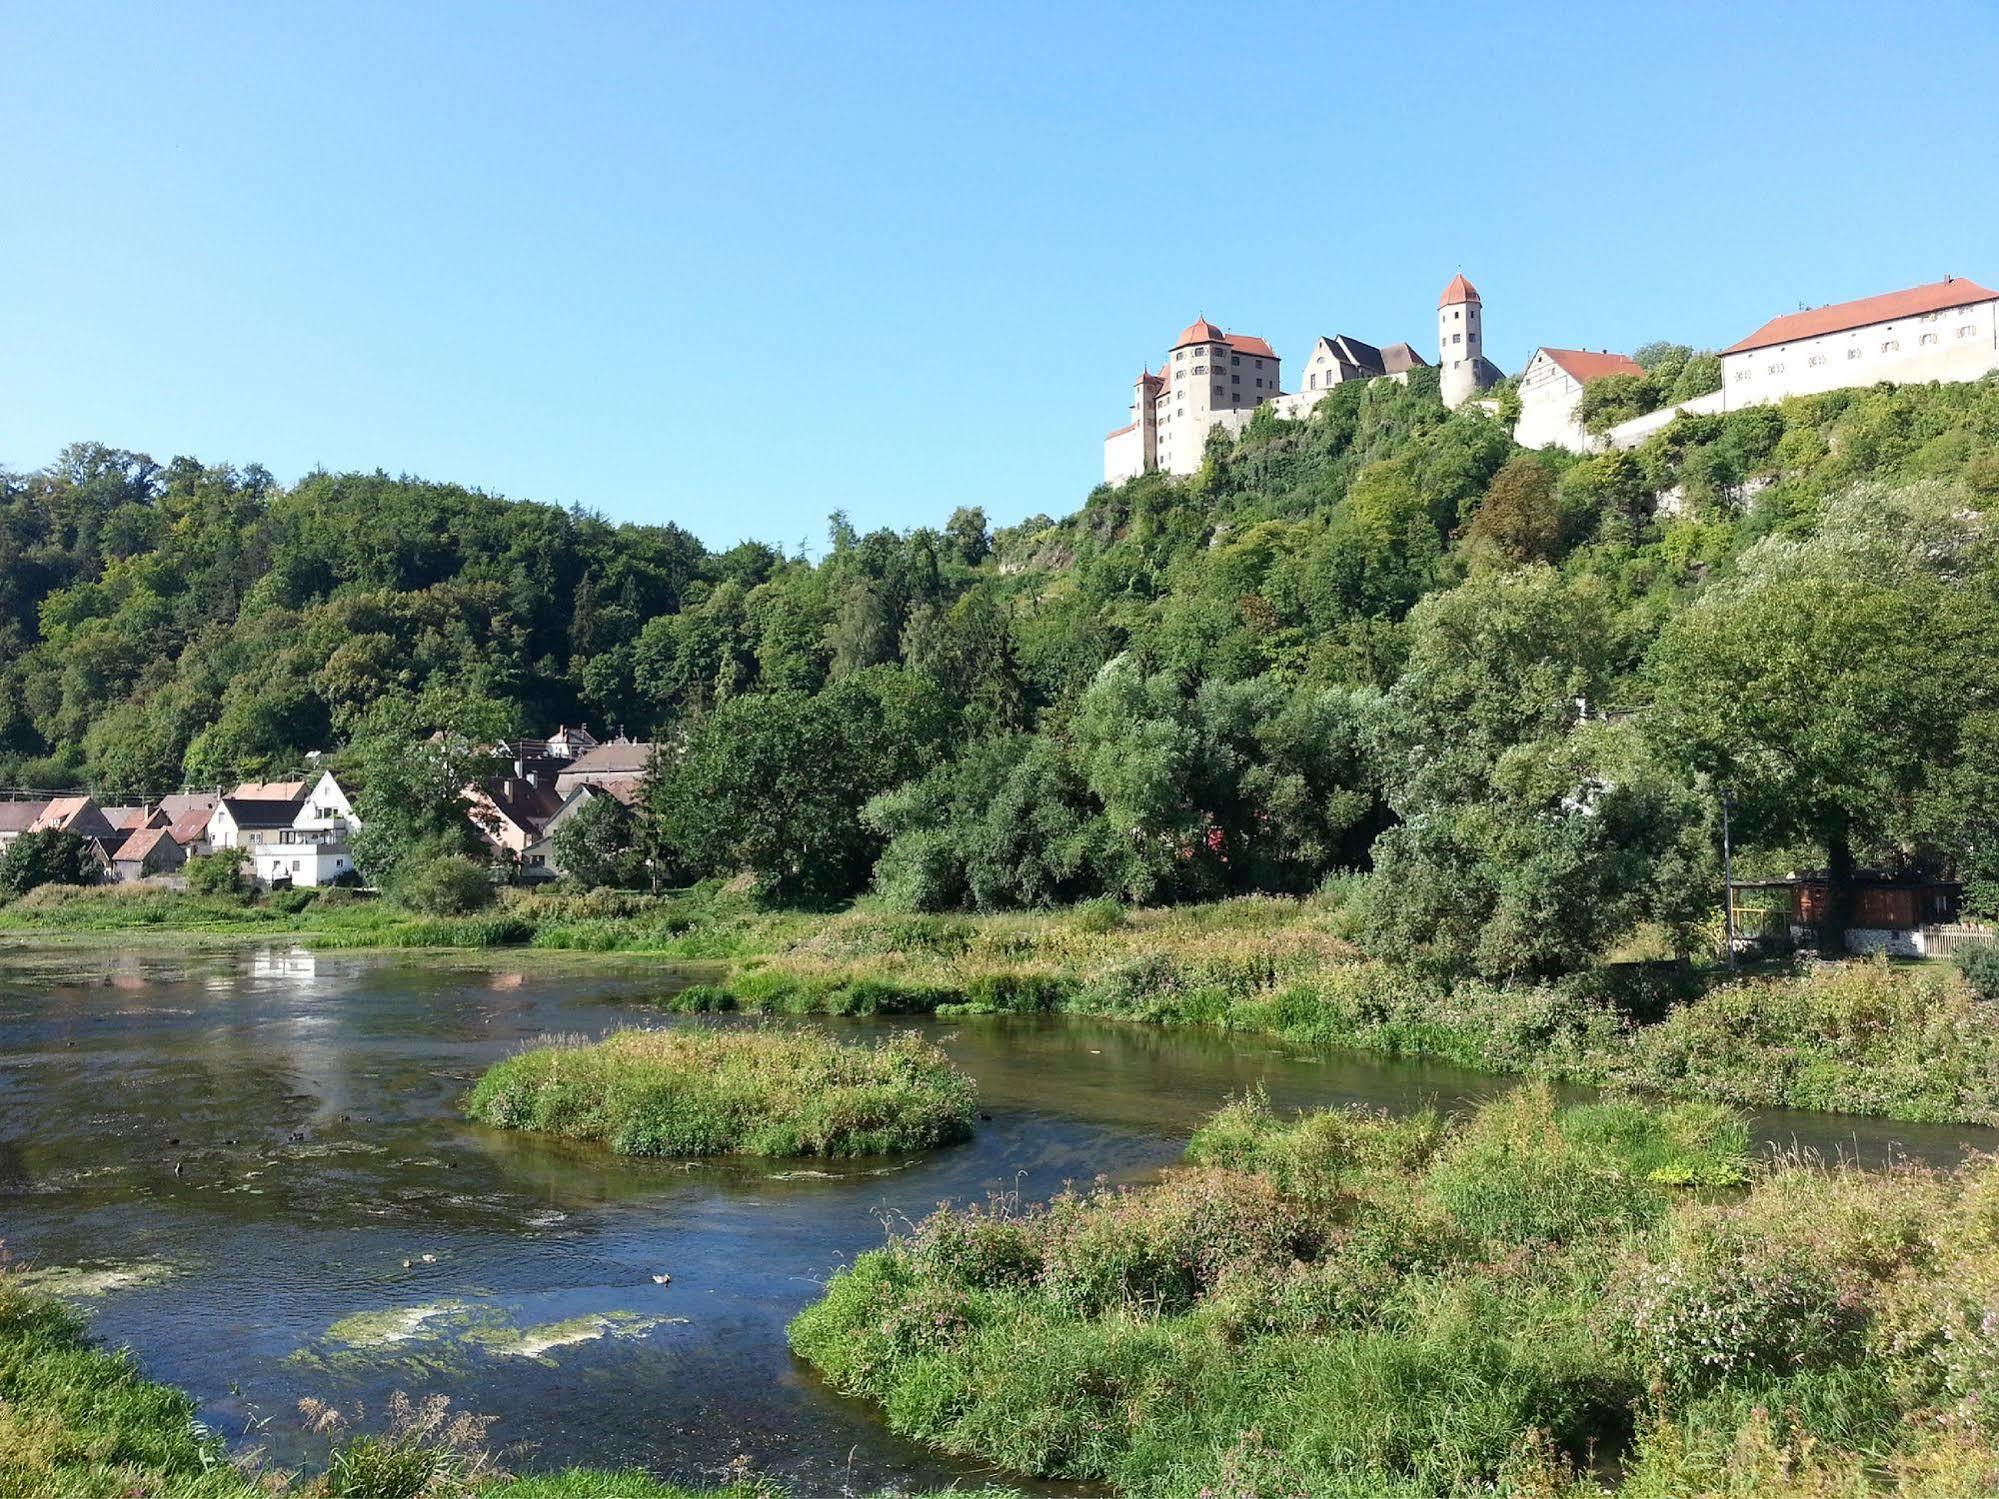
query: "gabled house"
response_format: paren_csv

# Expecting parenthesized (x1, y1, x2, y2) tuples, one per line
(110, 826, 187, 883)
(0, 800, 50, 853)
(520, 783, 614, 881)
(166, 806, 215, 855)
(553, 739, 655, 805)
(466, 774, 564, 860)
(1514, 347, 1647, 452)
(157, 792, 220, 825)
(31, 796, 119, 850)
(206, 770, 361, 888)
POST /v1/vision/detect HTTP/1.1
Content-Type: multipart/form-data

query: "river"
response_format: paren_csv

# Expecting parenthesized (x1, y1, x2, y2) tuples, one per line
(1, 944, 1991, 1495)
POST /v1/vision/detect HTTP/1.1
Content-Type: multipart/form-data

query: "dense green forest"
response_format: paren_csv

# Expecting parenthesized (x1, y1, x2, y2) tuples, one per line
(8, 361, 1999, 975)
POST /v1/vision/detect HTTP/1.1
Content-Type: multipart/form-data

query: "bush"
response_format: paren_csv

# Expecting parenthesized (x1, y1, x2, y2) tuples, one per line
(393, 854, 494, 916)
(0, 828, 101, 896)
(1957, 939, 1999, 1002)
(183, 849, 247, 896)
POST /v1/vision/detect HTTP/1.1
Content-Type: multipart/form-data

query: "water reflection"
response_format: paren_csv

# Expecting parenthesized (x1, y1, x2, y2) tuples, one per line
(0, 945, 1992, 1494)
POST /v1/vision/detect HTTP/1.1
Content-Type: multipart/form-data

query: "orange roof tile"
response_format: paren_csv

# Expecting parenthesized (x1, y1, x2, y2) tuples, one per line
(1538, 347, 1645, 384)
(1106, 422, 1137, 440)
(1223, 332, 1278, 360)
(1722, 277, 1999, 355)
(1439, 273, 1480, 307)
(1173, 317, 1226, 348)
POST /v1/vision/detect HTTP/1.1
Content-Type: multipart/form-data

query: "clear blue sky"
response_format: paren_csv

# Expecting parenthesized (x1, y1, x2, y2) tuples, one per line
(5, 3, 1996, 550)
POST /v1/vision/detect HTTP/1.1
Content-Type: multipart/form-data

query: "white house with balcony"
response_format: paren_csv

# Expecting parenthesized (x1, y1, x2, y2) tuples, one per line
(206, 770, 361, 887)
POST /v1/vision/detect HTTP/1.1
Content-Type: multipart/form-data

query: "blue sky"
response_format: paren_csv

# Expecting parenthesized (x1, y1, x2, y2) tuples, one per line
(5, 3, 1996, 550)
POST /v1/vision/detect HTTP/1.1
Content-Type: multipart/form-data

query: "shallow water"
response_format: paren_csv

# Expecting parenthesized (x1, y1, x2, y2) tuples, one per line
(1, 944, 1993, 1495)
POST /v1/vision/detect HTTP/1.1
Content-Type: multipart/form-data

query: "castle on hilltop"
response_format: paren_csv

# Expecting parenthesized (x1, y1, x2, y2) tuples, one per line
(1105, 271, 1999, 481)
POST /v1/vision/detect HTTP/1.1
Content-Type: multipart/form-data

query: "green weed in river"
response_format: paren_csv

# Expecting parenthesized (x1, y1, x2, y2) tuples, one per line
(466, 1025, 977, 1158)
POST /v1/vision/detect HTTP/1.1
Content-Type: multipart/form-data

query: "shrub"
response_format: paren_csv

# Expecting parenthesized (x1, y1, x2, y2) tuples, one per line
(183, 849, 247, 896)
(393, 854, 495, 916)
(0, 828, 101, 896)
(1957, 939, 1999, 1002)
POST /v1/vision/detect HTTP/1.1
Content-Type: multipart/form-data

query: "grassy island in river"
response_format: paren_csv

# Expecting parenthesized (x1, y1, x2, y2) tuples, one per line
(466, 1025, 977, 1158)
(790, 1084, 1999, 1498)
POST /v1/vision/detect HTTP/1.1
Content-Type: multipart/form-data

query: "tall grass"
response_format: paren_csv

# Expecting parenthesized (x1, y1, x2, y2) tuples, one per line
(789, 1085, 1999, 1496)
(466, 1026, 977, 1157)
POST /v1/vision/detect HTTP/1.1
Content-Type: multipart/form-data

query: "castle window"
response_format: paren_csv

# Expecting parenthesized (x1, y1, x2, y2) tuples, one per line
(1920, 332, 1939, 346)
(1308, 374, 1318, 389)
(1255, 359, 1263, 368)
(1231, 355, 1240, 366)
(1232, 374, 1240, 384)
(1452, 333, 1462, 344)
(1882, 339, 1900, 353)
(1962, 325, 1980, 337)
(1767, 362, 1784, 375)
(1194, 364, 1205, 373)
(1847, 346, 1863, 359)
(1808, 354, 1827, 367)
(1733, 368, 1750, 382)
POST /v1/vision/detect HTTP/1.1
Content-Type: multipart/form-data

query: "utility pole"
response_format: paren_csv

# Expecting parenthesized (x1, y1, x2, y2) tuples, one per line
(1720, 787, 1737, 968)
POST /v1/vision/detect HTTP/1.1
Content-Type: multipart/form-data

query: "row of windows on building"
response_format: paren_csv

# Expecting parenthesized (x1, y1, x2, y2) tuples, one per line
(1174, 346, 1267, 369)
(1739, 323, 1984, 380)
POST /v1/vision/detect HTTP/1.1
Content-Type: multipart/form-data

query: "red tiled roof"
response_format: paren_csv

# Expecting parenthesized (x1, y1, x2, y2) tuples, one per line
(230, 779, 306, 800)
(1439, 273, 1480, 308)
(1224, 332, 1278, 360)
(558, 740, 655, 777)
(1538, 347, 1645, 384)
(1106, 422, 1137, 440)
(31, 796, 113, 838)
(112, 827, 173, 863)
(1721, 277, 1999, 355)
(1173, 317, 1226, 348)
(168, 808, 212, 846)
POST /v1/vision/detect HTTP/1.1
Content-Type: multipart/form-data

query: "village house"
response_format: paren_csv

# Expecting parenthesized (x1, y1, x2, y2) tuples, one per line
(31, 795, 119, 849)
(0, 799, 47, 853)
(205, 770, 361, 888)
(466, 773, 564, 864)
(110, 826, 186, 883)
(553, 738, 656, 804)
(519, 783, 622, 881)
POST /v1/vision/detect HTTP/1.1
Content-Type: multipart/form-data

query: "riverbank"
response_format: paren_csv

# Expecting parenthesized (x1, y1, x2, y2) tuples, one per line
(0, 1270, 1019, 1497)
(7, 884, 1999, 1126)
(790, 1086, 1999, 1498)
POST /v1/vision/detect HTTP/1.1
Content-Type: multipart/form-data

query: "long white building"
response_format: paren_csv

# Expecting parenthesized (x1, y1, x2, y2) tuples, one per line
(1719, 277, 1999, 409)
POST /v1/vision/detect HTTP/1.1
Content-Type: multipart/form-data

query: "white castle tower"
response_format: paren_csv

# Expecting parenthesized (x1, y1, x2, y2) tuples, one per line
(1438, 272, 1487, 409)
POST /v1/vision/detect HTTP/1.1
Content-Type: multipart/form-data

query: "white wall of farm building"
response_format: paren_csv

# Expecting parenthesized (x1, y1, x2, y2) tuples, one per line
(1512, 355, 1587, 451)
(1722, 299, 1999, 409)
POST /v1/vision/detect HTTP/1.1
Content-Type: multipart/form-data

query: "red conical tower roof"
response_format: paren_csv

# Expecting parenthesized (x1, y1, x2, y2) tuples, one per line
(1438, 273, 1480, 308)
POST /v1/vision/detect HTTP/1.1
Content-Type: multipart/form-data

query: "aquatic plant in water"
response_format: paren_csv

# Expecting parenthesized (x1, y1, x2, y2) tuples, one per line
(466, 1025, 977, 1158)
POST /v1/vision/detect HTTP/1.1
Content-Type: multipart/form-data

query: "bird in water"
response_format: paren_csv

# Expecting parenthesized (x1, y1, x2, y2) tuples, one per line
(652, 1272, 672, 1285)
